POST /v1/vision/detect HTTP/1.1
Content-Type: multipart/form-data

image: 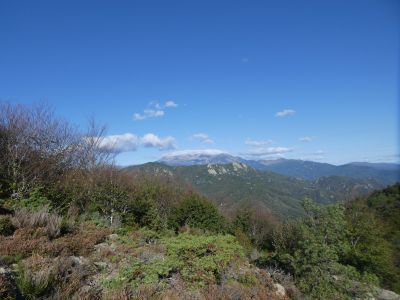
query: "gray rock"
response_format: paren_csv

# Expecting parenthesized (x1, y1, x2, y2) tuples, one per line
(94, 261, 108, 269)
(94, 242, 109, 251)
(374, 287, 400, 300)
(108, 233, 119, 241)
(273, 283, 286, 298)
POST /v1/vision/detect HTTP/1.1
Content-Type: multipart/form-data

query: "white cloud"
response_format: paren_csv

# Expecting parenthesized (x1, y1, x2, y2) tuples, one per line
(276, 109, 296, 117)
(133, 100, 178, 121)
(245, 138, 274, 146)
(192, 133, 214, 144)
(99, 133, 139, 152)
(141, 133, 176, 150)
(165, 100, 178, 108)
(99, 133, 176, 153)
(299, 136, 313, 142)
(133, 109, 164, 121)
(243, 147, 293, 157)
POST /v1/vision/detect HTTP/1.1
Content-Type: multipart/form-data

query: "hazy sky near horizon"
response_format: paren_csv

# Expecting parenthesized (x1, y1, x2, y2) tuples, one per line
(1, 0, 399, 165)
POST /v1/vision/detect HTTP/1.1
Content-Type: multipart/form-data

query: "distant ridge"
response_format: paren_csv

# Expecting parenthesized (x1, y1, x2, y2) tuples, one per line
(158, 151, 399, 185)
(158, 149, 242, 166)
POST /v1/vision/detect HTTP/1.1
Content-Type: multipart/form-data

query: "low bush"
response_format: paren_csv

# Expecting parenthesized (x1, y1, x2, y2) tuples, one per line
(162, 234, 244, 287)
(238, 273, 258, 286)
(0, 222, 110, 262)
(168, 194, 226, 233)
(21, 187, 52, 210)
(17, 254, 55, 299)
(15, 253, 99, 300)
(48, 223, 111, 256)
(0, 227, 49, 259)
(104, 233, 245, 289)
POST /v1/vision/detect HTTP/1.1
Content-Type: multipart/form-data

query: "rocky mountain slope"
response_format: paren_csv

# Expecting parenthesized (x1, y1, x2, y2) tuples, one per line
(125, 162, 382, 217)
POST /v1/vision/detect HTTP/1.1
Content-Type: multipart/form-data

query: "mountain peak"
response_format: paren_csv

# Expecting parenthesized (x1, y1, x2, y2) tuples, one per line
(159, 149, 241, 166)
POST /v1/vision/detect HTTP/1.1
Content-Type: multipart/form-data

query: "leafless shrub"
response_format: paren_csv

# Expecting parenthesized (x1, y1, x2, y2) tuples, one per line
(0, 102, 83, 198)
(266, 265, 293, 286)
(0, 102, 115, 202)
(265, 265, 300, 299)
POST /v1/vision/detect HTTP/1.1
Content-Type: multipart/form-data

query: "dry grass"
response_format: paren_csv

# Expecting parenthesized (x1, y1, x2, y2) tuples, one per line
(11, 206, 63, 239)
(200, 283, 285, 300)
(102, 280, 286, 300)
(0, 222, 110, 260)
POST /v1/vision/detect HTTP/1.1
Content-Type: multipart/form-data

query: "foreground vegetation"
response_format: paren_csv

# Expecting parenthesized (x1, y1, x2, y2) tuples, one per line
(0, 102, 399, 299)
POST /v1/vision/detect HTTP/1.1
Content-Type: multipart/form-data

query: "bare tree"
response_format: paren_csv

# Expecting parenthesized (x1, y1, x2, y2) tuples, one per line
(77, 117, 115, 171)
(0, 102, 113, 199)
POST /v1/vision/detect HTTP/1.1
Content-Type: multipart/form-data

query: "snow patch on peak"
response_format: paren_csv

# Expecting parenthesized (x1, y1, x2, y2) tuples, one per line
(159, 149, 239, 166)
(162, 149, 227, 159)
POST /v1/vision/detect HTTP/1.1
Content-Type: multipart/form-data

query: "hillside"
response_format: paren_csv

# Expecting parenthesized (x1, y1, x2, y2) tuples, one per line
(341, 184, 400, 293)
(125, 162, 382, 217)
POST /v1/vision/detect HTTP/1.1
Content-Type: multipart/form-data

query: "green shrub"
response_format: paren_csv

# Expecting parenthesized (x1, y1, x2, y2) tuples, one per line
(168, 194, 226, 233)
(104, 233, 245, 289)
(21, 187, 52, 210)
(238, 273, 258, 286)
(162, 233, 244, 287)
(268, 199, 380, 299)
(233, 229, 253, 256)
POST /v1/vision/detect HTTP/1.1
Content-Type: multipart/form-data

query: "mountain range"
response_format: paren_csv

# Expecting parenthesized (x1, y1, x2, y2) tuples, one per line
(158, 150, 400, 185)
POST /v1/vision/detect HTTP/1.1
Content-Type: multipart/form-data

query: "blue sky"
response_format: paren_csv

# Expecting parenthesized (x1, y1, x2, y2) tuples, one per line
(1, 0, 399, 165)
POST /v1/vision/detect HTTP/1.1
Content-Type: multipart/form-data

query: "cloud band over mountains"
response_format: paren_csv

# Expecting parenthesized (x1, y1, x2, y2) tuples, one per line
(99, 133, 176, 153)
